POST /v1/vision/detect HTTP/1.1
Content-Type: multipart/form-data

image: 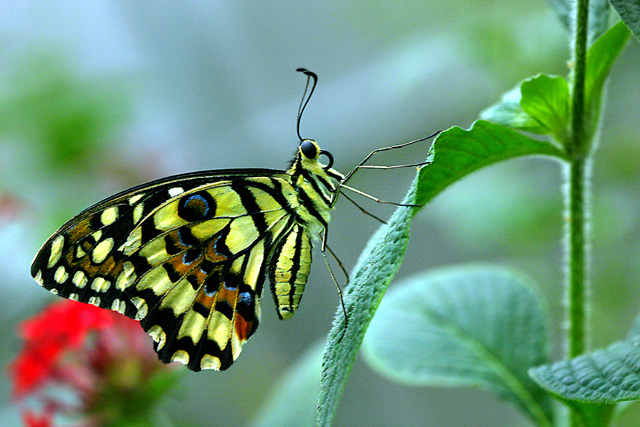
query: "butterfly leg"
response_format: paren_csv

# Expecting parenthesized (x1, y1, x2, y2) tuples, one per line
(338, 130, 441, 188)
(321, 228, 349, 341)
(356, 162, 430, 170)
(324, 244, 350, 283)
(340, 184, 422, 208)
(321, 250, 349, 342)
(340, 191, 387, 225)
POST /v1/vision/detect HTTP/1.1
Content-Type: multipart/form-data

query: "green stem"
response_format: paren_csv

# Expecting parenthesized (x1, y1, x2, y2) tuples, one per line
(569, 0, 589, 158)
(565, 159, 589, 359)
(566, 0, 590, 426)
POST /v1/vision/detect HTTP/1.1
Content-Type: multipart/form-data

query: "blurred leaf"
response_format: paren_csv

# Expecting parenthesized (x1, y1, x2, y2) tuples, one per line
(548, 0, 572, 30)
(548, 0, 611, 43)
(589, 0, 612, 44)
(584, 21, 631, 137)
(520, 74, 570, 143)
(0, 55, 128, 170)
(480, 85, 547, 134)
(629, 312, 640, 336)
(609, 0, 640, 41)
(361, 266, 553, 426)
(250, 341, 323, 427)
(317, 121, 567, 426)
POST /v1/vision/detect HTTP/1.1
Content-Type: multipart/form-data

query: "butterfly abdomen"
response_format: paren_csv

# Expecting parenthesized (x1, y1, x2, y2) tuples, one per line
(268, 224, 312, 320)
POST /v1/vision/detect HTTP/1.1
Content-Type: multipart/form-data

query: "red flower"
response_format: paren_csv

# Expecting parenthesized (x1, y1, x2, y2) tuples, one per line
(22, 409, 54, 427)
(9, 299, 179, 426)
(9, 300, 113, 398)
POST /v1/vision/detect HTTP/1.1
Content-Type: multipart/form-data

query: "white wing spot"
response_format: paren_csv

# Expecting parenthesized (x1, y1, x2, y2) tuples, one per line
(90, 230, 103, 244)
(92, 238, 114, 264)
(68, 293, 79, 301)
(88, 296, 101, 306)
(120, 228, 142, 255)
(47, 235, 65, 268)
(132, 203, 145, 224)
(129, 194, 144, 205)
(111, 298, 127, 314)
(171, 350, 190, 365)
(91, 277, 111, 293)
(100, 206, 119, 226)
(168, 187, 184, 197)
(131, 297, 148, 320)
(54, 265, 69, 284)
(116, 261, 137, 290)
(200, 354, 222, 371)
(72, 271, 89, 289)
(148, 325, 167, 350)
(75, 246, 86, 259)
(34, 270, 44, 286)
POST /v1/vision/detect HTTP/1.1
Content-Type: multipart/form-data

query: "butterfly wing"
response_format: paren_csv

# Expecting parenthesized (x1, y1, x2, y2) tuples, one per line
(31, 169, 300, 371)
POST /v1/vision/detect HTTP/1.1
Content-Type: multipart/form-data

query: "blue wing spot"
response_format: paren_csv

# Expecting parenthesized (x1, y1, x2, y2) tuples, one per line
(177, 191, 216, 221)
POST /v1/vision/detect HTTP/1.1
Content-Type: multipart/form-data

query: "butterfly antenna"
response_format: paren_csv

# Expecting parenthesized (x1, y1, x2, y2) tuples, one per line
(296, 68, 318, 141)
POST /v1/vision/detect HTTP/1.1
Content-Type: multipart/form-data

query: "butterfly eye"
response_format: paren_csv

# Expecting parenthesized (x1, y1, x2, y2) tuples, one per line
(300, 140, 318, 159)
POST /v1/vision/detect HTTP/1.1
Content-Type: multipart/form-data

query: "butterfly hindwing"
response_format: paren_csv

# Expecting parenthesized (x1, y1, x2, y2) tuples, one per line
(31, 170, 305, 371)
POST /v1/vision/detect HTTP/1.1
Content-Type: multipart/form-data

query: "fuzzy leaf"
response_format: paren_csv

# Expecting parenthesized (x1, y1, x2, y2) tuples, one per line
(584, 21, 631, 136)
(361, 266, 553, 426)
(609, 0, 640, 41)
(530, 341, 640, 403)
(549, 0, 611, 44)
(530, 317, 640, 404)
(316, 121, 567, 426)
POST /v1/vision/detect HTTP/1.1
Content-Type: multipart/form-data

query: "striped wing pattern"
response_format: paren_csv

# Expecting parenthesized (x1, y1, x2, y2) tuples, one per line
(31, 141, 342, 371)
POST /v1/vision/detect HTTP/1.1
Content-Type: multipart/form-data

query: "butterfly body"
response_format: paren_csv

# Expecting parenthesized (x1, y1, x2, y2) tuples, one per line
(31, 140, 343, 371)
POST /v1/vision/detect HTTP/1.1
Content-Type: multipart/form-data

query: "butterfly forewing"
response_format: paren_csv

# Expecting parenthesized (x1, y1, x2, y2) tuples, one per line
(31, 169, 319, 371)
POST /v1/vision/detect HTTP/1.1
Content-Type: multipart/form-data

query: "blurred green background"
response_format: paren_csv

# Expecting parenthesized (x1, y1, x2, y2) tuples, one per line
(1, 1, 639, 426)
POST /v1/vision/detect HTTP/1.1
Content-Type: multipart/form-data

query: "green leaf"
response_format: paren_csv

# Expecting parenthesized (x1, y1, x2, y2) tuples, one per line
(584, 21, 631, 136)
(250, 341, 323, 427)
(529, 338, 640, 404)
(520, 74, 570, 143)
(482, 74, 573, 144)
(479, 85, 547, 134)
(414, 121, 567, 207)
(609, 0, 640, 41)
(529, 312, 640, 425)
(361, 265, 553, 426)
(316, 121, 567, 426)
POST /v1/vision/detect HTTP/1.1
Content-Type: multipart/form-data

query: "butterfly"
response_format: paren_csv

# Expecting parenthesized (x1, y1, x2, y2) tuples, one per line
(30, 69, 437, 371)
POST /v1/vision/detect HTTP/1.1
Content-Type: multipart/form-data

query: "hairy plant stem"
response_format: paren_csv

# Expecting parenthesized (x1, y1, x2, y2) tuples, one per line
(566, 0, 590, 426)
(565, 159, 589, 358)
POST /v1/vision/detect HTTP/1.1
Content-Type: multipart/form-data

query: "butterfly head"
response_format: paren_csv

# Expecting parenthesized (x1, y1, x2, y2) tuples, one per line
(299, 139, 333, 169)
(292, 139, 343, 179)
